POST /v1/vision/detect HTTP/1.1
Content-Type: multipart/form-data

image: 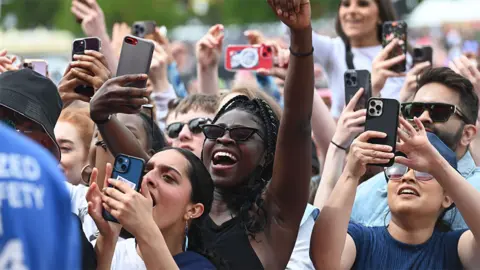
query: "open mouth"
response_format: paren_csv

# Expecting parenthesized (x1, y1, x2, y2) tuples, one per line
(212, 151, 238, 166)
(150, 192, 157, 207)
(398, 187, 420, 197)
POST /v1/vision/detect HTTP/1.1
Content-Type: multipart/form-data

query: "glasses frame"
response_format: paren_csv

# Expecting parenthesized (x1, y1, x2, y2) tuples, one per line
(401, 102, 471, 124)
(201, 124, 264, 141)
(384, 164, 434, 182)
(166, 117, 212, 138)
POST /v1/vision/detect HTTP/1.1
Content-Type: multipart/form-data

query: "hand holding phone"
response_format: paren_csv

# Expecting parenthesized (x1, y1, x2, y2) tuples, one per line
(364, 98, 400, 167)
(116, 35, 154, 88)
(103, 154, 146, 223)
(72, 37, 101, 97)
(225, 44, 274, 71)
(382, 21, 407, 73)
(132, 21, 157, 39)
(344, 70, 372, 111)
(22, 59, 48, 77)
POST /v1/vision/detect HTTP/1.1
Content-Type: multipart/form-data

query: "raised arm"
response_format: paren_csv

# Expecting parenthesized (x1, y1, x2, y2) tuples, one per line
(395, 117, 480, 269)
(89, 75, 151, 162)
(311, 131, 394, 269)
(196, 24, 223, 95)
(263, 0, 313, 265)
(314, 88, 366, 210)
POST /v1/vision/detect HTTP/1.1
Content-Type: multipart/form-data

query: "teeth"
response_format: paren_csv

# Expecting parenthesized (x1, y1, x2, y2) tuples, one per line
(399, 188, 417, 195)
(214, 152, 237, 162)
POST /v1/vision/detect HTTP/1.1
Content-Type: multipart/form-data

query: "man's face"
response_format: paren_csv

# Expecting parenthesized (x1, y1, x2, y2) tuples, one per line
(0, 106, 54, 152)
(412, 82, 466, 151)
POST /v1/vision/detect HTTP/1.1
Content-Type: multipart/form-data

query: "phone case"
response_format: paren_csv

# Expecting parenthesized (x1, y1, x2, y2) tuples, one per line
(116, 35, 154, 88)
(103, 154, 146, 223)
(364, 98, 400, 167)
(132, 21, 157, 38)
(344, 70, 372, 111)
(382, 21, 407, 73)
(413, 46, 432, 66)
(23, 59, 48, 77)
(225, 45, 273, 71)
(72, 37, 101, 97)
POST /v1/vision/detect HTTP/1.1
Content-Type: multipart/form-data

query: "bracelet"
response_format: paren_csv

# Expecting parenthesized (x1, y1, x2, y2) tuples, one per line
(331, 140, 347, 151)
(289, 46, 314, 57)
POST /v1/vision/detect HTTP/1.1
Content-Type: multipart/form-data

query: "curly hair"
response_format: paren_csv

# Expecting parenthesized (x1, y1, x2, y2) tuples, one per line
(209, 95, 280, 238)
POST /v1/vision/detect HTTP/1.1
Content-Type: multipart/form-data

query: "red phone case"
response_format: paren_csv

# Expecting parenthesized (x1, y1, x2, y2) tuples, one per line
(225, 45, 273, 71)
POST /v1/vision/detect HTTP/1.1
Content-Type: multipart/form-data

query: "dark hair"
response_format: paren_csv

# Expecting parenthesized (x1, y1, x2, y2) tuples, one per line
(417, 67, 479, 125)
(139, 112, 167, 153)
(335, 0, 398, 44)
(208, 95, 280, 238)
(160, 147, 225, 268)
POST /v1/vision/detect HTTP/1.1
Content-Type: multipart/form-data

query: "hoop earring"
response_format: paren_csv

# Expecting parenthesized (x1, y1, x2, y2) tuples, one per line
(183, 219, 189, 252)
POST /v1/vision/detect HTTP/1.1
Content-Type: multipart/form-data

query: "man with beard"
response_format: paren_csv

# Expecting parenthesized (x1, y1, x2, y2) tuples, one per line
(351, 67, 479, 230)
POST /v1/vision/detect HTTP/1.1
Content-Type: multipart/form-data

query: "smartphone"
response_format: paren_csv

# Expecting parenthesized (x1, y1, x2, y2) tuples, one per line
(132, 21, 157, 39)
(116, 35, 154, 88)
(382, 21, 407, 73)
(22, 59, 48, 77)
(103, 154, 146, 223)
(72, 37, 101, 97)
(344, 70, 372, 111)
(364, 98, 400, 167)
(413, 46, 433, 66)
(225, 45, 274, 71)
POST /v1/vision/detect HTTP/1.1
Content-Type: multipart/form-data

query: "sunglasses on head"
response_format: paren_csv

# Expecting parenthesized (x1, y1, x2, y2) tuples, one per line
(401, 102, 471, 124)
(384, 163, 433, 181)
(166, 118, 211, 138)
(202, 124, 263, 141)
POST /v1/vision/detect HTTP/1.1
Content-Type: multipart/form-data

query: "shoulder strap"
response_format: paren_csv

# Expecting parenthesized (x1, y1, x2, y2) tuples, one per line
(345, 43, 355, 70)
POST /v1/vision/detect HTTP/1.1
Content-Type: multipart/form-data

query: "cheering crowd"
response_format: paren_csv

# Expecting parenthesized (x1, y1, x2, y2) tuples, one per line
(2, 0, 480, 269)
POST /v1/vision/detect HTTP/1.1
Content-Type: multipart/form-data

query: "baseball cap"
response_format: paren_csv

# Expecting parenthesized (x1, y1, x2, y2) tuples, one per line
(0, 69, 63, 159)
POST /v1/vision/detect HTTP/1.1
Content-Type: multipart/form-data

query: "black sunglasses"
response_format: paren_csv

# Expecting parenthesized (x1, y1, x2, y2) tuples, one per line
(401, 102, 471, 124)
(202, 124, 263, 141)
(167, 118, 211, 138)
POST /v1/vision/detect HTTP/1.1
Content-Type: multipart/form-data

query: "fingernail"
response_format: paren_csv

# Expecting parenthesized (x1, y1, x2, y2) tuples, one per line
(102, 187, 107, 192)
(108, 178, 114, 184)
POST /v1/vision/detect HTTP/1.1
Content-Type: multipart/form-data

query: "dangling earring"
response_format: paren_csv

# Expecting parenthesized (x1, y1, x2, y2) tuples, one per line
(183, 219, 189, 252)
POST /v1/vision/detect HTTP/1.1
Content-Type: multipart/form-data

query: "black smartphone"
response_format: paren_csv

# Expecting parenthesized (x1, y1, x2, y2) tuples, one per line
(103, 154, 146, 223)
(116, 35, 154, 88)
(72, 37, 101, 97)
(364, 98, 400, 167)
(382, 21, 407, 73)
(132, 21, 157, 39)
(413, 46, 433, 66)
(344, 69, 372, 111)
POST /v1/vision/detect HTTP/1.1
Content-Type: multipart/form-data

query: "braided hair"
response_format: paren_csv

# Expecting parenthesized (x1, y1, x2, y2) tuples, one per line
(209, 95, 280, 238)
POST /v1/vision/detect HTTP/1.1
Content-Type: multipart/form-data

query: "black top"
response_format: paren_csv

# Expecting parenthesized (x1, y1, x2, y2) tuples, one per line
(203, 217, 263, 270)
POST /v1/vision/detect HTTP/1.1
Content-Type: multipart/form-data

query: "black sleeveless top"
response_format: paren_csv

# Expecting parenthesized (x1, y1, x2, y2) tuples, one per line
(203, 216, 264, 270)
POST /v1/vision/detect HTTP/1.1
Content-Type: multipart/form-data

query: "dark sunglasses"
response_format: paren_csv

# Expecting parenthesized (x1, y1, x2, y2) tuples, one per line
(167, 118, 211, 138)
(401, 102, 471, 124)
(202, 124, 263, 141)
(384, 163, 433, 181)
(0, 110, 43, 134)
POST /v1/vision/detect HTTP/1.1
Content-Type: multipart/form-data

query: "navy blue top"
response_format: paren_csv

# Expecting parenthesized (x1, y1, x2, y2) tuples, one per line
(348, 222, 466, 270)
(174, 251, 216, 270)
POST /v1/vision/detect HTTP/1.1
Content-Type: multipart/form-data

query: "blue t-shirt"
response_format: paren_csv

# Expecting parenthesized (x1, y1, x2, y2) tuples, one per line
(174, 251, 216, 270)
(348, 222, 465, 270)
(0, 124, 80, 269)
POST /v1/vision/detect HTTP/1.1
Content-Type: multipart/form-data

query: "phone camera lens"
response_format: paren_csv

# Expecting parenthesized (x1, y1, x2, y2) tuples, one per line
(118, 158, 124, 164)
(351, 77, 357, 82)
(346, 80, 352, 86)
(369, 108, 376, 114)
(370, 101, 376, 107)
(121, 164, 127, 171)
(376, 105, 382, 111)
(345, 73, 351, 79)
(266, 47, 272, 52)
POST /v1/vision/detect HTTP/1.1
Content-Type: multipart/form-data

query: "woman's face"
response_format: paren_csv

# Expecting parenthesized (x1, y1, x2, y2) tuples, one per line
(54, 121, 88, 185)
(338, 0, 380, 41)
(143, 149, 203, 230)
(202, 109, 266, 188)
(387, 169, 452, 218)
(166, 110, 215, 158)
(117, 114, 149, 152)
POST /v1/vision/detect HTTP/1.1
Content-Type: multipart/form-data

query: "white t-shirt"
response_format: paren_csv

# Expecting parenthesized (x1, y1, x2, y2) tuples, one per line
(109, 239, 146, 270)
(312, 34, 408, 118)
(66, 182, 100, 242)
